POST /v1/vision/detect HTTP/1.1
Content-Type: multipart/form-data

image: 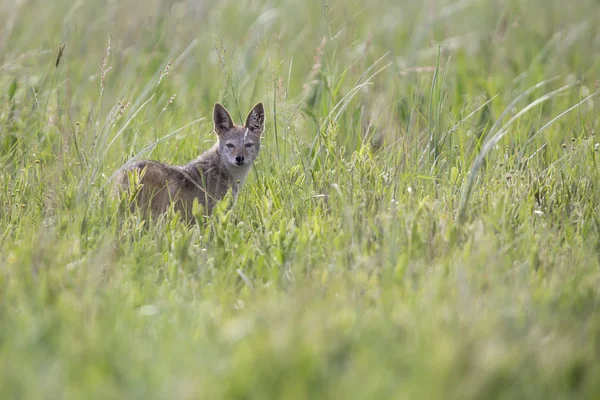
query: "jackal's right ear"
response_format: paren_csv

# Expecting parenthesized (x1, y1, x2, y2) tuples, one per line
(213, 103, 234, 136)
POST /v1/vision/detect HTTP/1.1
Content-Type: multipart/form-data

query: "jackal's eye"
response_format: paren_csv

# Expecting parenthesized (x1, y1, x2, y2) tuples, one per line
(244, 143, 253, 148)
(226, 143, 234, 148)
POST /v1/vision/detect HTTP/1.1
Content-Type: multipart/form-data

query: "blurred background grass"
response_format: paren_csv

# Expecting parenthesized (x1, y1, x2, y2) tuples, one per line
(1, 0, 600, 398)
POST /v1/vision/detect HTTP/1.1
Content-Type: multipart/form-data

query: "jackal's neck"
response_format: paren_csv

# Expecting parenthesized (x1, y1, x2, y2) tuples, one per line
(188, 144, 252, 188)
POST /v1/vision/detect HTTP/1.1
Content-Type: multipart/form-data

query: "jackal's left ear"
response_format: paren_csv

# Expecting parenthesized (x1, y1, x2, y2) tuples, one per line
(244, 102, 265, 135)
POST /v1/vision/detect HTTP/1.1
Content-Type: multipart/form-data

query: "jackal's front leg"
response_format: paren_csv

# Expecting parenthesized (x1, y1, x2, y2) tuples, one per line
(231, 180, 241, 205)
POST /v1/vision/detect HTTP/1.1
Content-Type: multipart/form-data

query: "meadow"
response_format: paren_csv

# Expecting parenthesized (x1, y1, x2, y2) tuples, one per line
(1, 0, 600, 398)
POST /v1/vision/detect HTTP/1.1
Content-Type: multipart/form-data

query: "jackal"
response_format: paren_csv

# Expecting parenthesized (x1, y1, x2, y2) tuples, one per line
(114, 102, 265, 223)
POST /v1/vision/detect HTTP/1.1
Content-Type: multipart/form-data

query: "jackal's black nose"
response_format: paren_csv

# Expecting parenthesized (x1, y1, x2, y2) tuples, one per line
(235, 156, 245, 165)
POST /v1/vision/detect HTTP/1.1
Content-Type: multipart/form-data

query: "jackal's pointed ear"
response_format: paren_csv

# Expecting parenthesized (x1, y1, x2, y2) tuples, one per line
(244, 102, 265, 135)
(213, 103, 234, 136)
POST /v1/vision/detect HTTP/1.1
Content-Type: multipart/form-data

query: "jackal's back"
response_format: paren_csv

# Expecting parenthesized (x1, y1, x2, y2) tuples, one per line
(114, 152, 230, 222)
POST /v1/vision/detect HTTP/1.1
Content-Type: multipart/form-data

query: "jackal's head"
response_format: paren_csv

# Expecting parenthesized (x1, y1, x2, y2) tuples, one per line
(213, 102, 265, 172)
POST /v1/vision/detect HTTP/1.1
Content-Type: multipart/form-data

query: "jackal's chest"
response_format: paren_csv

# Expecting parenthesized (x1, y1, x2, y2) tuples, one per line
(225, 164, 251, 186)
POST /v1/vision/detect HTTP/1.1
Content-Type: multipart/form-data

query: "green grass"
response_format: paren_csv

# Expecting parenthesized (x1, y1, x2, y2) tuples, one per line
(1, 0, 600, 398)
